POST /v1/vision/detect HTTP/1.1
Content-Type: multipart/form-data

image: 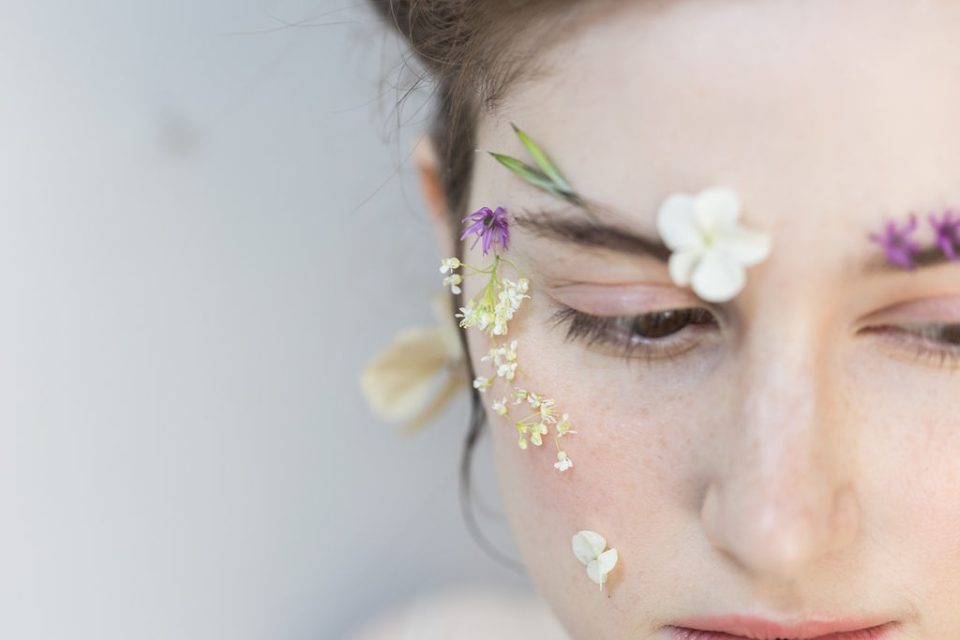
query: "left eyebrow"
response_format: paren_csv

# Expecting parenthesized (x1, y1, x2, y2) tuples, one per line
(864, 246, 959, 274)
(511, 206, 672, 262)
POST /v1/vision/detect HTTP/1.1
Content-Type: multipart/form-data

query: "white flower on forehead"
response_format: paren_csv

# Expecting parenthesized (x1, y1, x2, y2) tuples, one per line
(571, 530, 618, 591)
(656, 187, 772, 303)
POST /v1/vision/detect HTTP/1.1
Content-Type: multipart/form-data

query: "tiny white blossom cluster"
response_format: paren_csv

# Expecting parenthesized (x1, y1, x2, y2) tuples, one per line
(455, 277, 529, 336)
(507, 389, 577, 453)
(481, 340, 519, 381)
(441, 254, 578, 473)
(440, 257, 463, 295)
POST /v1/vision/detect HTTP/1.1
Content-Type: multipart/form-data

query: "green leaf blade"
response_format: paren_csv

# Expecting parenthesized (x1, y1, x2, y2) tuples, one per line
(510, 122, 573, 193)
(488, 152, 563, 196)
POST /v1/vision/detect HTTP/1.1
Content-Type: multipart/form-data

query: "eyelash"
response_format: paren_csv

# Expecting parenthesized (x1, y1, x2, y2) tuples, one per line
(549, 305, 960, 370)
(548, 305, 720, 364)
(859, 323, 960, 370)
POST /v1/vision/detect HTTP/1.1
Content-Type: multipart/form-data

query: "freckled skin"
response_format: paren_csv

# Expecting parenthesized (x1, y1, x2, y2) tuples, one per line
(434, 1, 960, 637)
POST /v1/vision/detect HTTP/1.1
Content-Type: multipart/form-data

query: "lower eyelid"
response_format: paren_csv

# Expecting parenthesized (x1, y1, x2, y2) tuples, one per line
(580, 326, 704, 361)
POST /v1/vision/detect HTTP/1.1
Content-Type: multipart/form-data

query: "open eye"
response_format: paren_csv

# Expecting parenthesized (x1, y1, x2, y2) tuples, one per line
(616, 308, 714, 339)
(549, 305, 720, 361)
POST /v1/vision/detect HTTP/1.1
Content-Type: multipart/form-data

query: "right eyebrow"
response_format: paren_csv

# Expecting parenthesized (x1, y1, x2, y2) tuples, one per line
(511, 206, 672, 262)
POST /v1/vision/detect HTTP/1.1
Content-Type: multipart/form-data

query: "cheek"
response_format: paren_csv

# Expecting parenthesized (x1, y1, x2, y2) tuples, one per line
(859, 435, 960, 618)
(831, 357, 960, 618)
(467, 314, 699, 619)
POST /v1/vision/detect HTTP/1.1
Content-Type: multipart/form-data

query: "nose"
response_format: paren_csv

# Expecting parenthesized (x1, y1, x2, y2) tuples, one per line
(699, 325, 861, 580)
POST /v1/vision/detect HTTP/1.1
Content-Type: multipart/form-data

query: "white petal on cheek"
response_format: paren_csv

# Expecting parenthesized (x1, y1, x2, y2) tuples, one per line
(572, 530, 607, 564)
(596, 548, 618, 574)
(586, 559, 604, 585)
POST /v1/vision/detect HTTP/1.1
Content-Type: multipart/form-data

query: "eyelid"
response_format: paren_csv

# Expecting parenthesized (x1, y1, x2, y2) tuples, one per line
(859, 295, 960, 327)
(545, 282, 714, 317)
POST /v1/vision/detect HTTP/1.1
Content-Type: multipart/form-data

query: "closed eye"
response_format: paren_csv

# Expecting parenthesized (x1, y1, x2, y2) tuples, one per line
(859, 322, 960, 370)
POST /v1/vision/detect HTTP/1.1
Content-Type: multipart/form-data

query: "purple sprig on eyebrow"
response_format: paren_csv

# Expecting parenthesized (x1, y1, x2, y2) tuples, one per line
(869, 214, 921, 269)
(461, 206, 510, 255)
(928, 208, 960, 261)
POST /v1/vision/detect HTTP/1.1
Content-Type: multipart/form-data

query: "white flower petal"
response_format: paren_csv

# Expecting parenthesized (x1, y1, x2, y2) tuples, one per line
(596, 548, 618, 575)
(691, 249, 747, 302)
(571, 530, 607, 565)
(656, 193, 702, 249)
(360, 327, 448, 420)
(668, 246, 702, 287)
(586, 559, 606, 586)
(695, 187, 741, 232)
(586, 550, 618, 588)
(716, 226, 772, 266)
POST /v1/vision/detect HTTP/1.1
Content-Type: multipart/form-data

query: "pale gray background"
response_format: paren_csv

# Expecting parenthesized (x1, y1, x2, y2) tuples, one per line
(0, 1, 536, 638)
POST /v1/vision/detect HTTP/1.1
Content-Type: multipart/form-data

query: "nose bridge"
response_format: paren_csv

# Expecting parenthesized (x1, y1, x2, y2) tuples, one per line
(742, 320, 823, 477)
(700, 313, 859, 579)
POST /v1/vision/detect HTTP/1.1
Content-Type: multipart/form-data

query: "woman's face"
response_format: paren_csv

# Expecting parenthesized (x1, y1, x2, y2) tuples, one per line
(453, 1, 960, 637)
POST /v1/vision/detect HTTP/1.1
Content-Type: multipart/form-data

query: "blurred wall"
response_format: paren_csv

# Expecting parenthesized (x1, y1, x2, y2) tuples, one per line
(0, 2, 533, 638)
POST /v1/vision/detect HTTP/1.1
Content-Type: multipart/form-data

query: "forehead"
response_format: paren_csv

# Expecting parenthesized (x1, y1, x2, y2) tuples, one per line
(473, 1, 960, 251)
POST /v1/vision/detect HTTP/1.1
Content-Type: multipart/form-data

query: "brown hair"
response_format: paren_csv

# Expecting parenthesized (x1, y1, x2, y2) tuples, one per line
(365, 0, 603, 224)
(365, 0, 605, 567)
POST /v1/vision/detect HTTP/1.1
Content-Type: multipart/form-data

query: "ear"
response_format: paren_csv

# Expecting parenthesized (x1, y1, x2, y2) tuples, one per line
(414, 134, 456, 258)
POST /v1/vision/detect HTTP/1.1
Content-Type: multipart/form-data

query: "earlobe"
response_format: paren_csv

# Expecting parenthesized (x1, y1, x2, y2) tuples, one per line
(414, 134, 455, 258)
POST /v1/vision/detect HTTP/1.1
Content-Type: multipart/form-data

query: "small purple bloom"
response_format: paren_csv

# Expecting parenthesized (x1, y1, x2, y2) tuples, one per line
(929, 208, 960, 261)
(869, 214, 921, 269)
(461, 206, 510, 255)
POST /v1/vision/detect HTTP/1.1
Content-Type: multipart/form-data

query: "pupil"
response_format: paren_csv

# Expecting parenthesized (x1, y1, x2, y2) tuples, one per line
(630, 309, 701, 339)
(941, 324, 960, 343)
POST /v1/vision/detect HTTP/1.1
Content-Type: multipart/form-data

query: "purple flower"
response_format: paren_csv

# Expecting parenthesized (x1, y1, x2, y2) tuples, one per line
(929, 208, 960, 261)
(869, 214, 921, 269)
(461, 206, 510, 255)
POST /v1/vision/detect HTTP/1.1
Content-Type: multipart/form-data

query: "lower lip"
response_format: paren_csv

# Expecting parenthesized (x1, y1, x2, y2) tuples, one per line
(667, 622, 898, 640)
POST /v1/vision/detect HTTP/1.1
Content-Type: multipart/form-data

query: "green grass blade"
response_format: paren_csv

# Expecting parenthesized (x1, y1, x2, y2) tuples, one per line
(488, 152, 563, 196)
(510, 122, 573, 193)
